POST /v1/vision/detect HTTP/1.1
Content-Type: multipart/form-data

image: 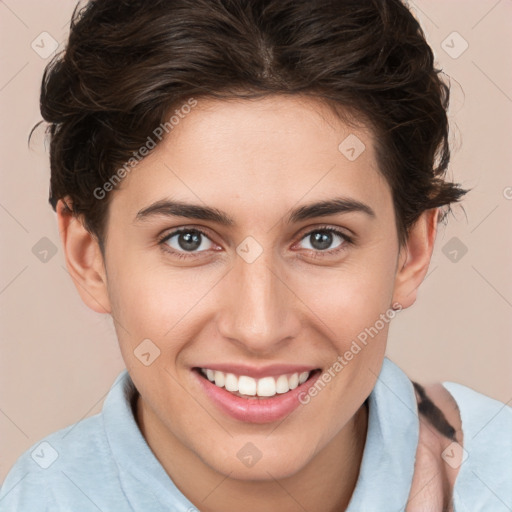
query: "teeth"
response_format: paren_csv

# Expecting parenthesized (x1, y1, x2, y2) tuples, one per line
(275, 375, 290, 394)
(200, 368, 312, 397)
(289, 373, 299, 390)
(238, 376, 257, 396)
(214, 371, 225, 388)
(225, 373, 238, 392)
(257, 377, 276, 397)
(299, 371, 309, 384)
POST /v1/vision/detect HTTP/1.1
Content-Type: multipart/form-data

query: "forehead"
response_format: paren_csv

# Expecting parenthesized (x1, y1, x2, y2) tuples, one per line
(111, 95, 392, 223)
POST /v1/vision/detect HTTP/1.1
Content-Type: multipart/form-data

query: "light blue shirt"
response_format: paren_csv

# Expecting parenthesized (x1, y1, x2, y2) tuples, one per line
(1, 357, 510, 511)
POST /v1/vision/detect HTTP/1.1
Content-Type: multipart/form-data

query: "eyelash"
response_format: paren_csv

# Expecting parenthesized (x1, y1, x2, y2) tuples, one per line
(158, 225, 354, 261)
(299, 226, 354, 260)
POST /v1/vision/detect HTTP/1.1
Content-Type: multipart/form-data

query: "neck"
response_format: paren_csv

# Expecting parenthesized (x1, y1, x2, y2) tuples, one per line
(136, 395, 368, 512)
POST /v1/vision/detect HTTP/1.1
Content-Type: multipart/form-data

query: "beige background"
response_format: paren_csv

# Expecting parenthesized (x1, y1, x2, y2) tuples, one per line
(1, 0, 511, 483)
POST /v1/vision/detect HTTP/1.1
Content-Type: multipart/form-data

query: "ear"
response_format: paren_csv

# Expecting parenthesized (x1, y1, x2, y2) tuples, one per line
(392, 208, 439, 310)
(56, 197, 111, 314)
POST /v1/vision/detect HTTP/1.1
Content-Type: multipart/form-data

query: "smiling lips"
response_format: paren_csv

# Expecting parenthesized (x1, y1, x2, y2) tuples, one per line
(200, 367, 311, 398)
(194, 364, 322, 423)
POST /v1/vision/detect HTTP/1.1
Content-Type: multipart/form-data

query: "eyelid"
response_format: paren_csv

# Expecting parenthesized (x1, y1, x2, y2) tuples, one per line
(158, 224, 354, 260)
(295, 224, 354, 245)
(158, 224, 218, 243)
(292, 224, 354, 255)
(157, 226, 219, 257)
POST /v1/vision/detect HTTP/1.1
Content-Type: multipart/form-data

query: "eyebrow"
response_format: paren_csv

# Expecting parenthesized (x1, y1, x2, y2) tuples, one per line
(134, 197, 376, 225)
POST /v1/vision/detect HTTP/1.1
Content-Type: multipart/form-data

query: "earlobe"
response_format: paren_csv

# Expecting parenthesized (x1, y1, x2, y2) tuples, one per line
(392, 208, 439, 310)
(56, 197, 111, 314)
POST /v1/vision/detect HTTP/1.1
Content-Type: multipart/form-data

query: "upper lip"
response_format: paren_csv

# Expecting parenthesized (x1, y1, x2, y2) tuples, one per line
(194, 363, 319, 379)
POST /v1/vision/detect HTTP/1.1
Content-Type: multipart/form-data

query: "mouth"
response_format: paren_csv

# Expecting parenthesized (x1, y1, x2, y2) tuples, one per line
(192, 366, 323, 423)
(194, 367, 321, 399)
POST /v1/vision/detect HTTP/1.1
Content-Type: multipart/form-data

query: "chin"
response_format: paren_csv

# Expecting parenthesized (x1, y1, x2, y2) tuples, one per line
(202, 446, 310, 481)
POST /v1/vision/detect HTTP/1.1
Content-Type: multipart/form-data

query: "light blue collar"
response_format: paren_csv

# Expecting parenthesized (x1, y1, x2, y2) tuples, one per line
(346, 356, 419, 511)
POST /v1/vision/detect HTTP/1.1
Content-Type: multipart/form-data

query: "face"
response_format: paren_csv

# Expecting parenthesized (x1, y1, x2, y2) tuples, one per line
(85, 95, 407, 479)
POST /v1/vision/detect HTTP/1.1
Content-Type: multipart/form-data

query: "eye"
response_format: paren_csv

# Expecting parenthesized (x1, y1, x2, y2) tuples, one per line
(158, 225, 353, 261)
(296, 227, 352, 256)
(159, 228, 215, 258)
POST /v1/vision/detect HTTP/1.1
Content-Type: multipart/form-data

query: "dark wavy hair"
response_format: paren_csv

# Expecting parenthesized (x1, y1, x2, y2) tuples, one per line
(35, 0, 468, 251)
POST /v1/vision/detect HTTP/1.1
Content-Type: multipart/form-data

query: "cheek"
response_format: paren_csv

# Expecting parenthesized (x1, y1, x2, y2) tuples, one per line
(108, 255, 217, 338)
(294, 257, 397, 343)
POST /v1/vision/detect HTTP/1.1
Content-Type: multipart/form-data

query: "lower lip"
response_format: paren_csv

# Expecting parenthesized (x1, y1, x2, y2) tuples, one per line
(193, 369, 322, 424)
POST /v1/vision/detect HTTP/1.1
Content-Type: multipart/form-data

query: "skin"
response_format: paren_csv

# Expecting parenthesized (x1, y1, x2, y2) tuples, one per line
(57, 95, 440, 512)
(407, 384, 463, 511)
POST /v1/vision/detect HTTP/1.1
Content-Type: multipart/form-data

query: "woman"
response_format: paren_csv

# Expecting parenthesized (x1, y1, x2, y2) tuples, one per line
(1, 0, 510, 510)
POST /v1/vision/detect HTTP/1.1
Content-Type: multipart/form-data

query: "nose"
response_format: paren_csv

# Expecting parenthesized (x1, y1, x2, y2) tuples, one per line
(216, 247, 302, 355)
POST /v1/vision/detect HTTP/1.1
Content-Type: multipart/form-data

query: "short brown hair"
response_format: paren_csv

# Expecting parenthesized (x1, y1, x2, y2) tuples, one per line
(37, 0, 468, 250)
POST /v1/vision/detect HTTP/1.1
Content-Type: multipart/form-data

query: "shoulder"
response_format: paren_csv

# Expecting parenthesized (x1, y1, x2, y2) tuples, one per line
(441, 381, 512, 511)
(0, 412, 120, 511)
(408, 379, 512, 511)
(407, 381, 463, 511)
